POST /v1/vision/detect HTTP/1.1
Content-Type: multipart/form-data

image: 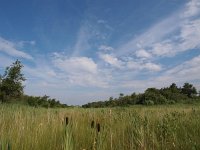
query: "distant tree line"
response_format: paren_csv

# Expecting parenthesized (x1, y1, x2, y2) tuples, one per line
(22, 95, 68, 108)
(0, 60, 68, 108)
(82, 83, 200, 108)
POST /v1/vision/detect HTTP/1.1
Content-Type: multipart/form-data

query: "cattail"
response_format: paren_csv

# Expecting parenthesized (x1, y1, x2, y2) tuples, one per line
(96, 123, 100, 133)
(91, 120, 95, 128)
(7, 142, 11, 150)
(65, 117, 69, 126)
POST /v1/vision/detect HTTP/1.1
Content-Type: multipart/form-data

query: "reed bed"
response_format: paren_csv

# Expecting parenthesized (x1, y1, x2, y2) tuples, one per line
(0, 104, 200, 150)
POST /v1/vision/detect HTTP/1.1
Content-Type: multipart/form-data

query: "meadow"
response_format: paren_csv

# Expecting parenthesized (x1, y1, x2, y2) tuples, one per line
(0, 104, 200, 150)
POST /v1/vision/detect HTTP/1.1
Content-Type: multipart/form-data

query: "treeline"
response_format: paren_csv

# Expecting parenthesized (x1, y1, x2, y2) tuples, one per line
(22, 95, 68, 108)
(82, 83, 200, 108)
(0, 60, 68, 108)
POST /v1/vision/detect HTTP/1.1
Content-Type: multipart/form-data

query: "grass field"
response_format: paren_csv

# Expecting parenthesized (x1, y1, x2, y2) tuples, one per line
(0, 104, 200, 150)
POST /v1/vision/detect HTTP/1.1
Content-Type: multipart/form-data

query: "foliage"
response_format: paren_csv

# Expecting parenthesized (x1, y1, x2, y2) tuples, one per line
(139, 88, 167, 105)
(22, 95, 68, 108)
(82, 83, 200, 108)
(0, 60, 25, 102)
(0, 60, 68, 108)
(181, 82, 197, 97)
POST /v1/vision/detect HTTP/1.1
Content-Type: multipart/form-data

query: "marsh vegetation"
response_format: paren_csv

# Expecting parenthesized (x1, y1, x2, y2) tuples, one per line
(0, 104, 200, 150)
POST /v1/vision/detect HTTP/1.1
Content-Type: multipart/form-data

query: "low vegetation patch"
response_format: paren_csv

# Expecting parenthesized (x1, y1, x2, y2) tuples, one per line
(0, 105, 200, 149)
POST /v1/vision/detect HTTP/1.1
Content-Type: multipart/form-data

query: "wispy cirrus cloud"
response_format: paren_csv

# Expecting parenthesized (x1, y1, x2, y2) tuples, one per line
(0, 54, 14, 69)
(0, 37, 33, 59)
(183, 0, 200, 18)
(72, 24, 91, 56)
(72, 18, 113, 56)
(17, 40, 36, 48)
(150, 19, 200, 57)
(118, 0, 200, 59)
(118, 12, 181, 56)
(99, 45, 114, 51)
(163, 55, 200, 82)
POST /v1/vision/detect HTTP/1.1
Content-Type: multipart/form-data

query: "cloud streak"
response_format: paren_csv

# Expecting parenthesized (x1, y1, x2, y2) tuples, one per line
(118, 0, 200, 59)
(0, 37, 33, 59)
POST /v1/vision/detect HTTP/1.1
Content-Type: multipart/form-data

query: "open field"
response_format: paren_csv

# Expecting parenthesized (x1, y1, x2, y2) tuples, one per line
(0, 104, 200, 150)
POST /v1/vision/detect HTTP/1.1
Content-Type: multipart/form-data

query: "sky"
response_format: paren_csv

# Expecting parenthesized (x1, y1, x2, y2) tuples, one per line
(0, 0, 200, 105)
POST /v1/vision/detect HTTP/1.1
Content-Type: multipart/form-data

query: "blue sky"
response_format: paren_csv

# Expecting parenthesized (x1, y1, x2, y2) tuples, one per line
(0, 0, 200, 105)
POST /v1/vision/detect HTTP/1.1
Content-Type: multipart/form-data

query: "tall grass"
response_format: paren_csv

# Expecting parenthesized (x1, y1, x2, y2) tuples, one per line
(0, 104, 200, 149)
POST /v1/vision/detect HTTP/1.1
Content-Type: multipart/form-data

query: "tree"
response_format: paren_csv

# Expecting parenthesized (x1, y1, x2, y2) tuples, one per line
(181, 83, 197, 98)
(169, 83, 180, 93)
(109, 97, 113, 101)
(0, 60, 26, 102)
(119, 93, 124, 97)
(140, 88, 167, 105)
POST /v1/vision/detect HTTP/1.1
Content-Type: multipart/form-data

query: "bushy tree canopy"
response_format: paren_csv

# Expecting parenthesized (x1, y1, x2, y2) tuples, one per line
(0, 60, 25, 102)
(181, 83, 197, 97)
(82, 83, 200, 108)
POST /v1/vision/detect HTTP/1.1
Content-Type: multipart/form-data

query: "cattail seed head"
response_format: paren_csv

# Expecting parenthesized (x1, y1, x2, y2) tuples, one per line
(7, 142, 11, 150)
(91, 120, 95, 128)
(96, 123, 100, 133)
(65, 117, 69, 126)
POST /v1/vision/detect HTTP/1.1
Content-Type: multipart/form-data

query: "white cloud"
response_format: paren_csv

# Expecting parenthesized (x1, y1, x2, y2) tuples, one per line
(143, 62, 162, 72)
(135, 49, 152, 59)
(99, 51, 161, 72)
(179, 19, 200, 50)
(183, 0, 200, 18)
(118, 0, 200, 58)
(52, 53, 109, 87)
(116, 55, 200, 92)
(99, 45, 114, 51)
(53, 55, 97, 74)
(99, 53, 123, 68)
(0, 37, 33, 59)
(150, 18, 200, 56)
(118, 12, 181, 56)
(151, 40, 174, 56)
(127, 60, 161, 72)
(165, 55, 200, 80)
